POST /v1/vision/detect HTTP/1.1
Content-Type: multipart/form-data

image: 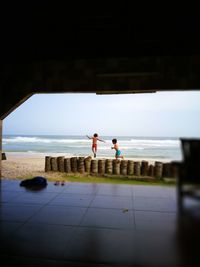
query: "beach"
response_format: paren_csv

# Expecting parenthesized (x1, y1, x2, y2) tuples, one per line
(2, 153, 45, 179)
(2, 135, 182, 179)
(2, 153, 67, 179)
(1, 152, 174, 179)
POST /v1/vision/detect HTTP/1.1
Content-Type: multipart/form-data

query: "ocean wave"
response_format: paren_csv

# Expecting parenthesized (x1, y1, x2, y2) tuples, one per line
(98, 146, 144, 150)
(3, 136, 180, 150)
(3, 136, 91, 144)
(2, 135, 182, 161)
(130, 139, 180, 147)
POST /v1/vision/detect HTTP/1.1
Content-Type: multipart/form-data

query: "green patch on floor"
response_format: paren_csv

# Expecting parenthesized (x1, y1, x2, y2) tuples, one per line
(17, 172, 176, 186)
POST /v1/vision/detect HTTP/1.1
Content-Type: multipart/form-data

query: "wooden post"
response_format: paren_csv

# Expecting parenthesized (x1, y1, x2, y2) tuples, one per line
(85, 156, 92, 173)
(148, 164, 154, 177)
(127, 160, 134, 175)
(141, 160, 149, 176)
(134, 161, 141, 176)
(98, 159, 106, 175)
(64, 158, 71, 173)
(154, 161, 163, 179)
(51, 157, 58, 171)
(71, 157, 78, 172)
(78, 157, 85, 173)
(120, 160, 128, 175)
(57, 156, 65, 172)
(91, 160, 98, 174)
(106, 159, 113, 174)
(45, 156, 52, 172)
(113, 159, 120, 175)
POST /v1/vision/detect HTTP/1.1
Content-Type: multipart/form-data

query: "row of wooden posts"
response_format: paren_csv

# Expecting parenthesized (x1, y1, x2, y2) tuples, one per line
(45, 156, 177, 179)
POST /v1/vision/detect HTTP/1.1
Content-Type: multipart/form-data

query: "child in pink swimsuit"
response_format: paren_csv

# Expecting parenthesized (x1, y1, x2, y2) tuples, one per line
(86, 133, 105, 158)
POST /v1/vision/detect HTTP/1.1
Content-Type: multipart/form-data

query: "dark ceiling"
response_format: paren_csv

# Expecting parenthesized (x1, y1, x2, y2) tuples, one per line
(1, 3, 200, 62)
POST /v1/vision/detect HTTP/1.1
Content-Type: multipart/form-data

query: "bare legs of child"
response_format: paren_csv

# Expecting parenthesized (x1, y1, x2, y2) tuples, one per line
(92, 147, 97, 158)
(116, 155, 124, 160)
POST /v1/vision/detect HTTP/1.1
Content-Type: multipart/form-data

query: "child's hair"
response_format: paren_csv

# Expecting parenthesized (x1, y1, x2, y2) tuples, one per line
(94, 133, 98, 137)
(112, 138, 117, 144)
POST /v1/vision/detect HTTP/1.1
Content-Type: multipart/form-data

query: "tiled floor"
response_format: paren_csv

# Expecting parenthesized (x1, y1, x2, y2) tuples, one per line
(0, 179, 200, 267)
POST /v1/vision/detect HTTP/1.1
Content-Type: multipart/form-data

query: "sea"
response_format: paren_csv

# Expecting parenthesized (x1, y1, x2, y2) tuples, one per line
(2, 135, 183, 162)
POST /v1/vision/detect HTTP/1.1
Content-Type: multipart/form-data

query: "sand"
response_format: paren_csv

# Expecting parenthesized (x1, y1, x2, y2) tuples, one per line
(1, 152, 67, 179)
(1, 152, 172, 179)
(2, 153, 46, 179)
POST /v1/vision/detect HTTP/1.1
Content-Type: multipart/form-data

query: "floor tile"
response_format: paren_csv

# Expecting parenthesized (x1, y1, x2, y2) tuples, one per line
(29, 205, 87, 226)
(9, 191, 58, 205)
(134, 210, 177, 231)
(64, 227, 136, 264)
(97, 184, 133, 196)
(134, 230, 179, 267)
(90, 195, 133, 209)
(133, 196, 177, 212)
(132, 185, 169, 197)
(0, 190, 24, 203)
(0, 221, 22, 241)
(1, 223, 76, 259)
(49, 193, 94, 207)
(0, 203, 43, 222)
(63, 183, 99, 195)
(81, 207, 134, 229)
(43, 181, 68, 192)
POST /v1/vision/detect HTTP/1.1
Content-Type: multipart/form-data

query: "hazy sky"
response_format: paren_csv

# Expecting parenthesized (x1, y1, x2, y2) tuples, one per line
(3, 91, 200, 137)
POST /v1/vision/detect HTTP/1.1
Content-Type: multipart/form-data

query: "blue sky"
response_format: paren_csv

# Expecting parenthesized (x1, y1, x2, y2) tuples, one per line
(3, 91, 200, 137)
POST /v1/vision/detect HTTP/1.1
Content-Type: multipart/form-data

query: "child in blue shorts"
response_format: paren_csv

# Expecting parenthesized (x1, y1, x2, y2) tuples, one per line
(111, 139, 124, 159)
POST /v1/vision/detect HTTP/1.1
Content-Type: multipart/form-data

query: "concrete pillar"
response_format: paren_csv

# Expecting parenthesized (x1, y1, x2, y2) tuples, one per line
(45, 156, 52, 172)
(85, 156, 92, 173)
(64, 158, 71, 173)
(154, 161, 163, 179)
(78, 157, 85, 173)
(98, 159, 106, 175)
(71, 157, 78, 172)
(148, 164, 154, 177)
(51, 157, 58, 171)
(162, 163, 172, 178)
(141, 161, 149, 176)
(105, 159, 113, 174)
(91, 160, 98, 174)
(134, 161, 141, 176)
(120, 160, 128, 175)
(113, 159, 120, 175)
(0, 120, 2, 178)
(127, 160, 134, 175)
(57, 156, 65, 172)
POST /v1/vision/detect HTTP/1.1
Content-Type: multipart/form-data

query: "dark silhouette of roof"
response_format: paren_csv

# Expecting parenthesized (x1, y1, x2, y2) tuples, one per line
(1, 3, 200, 62)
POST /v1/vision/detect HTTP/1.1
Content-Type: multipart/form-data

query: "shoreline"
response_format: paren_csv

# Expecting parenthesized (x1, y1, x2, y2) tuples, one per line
(2, 152, 177, 179)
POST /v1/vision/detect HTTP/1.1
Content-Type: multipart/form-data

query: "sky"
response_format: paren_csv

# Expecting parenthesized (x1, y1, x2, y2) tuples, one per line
(3, 91, 200, 137)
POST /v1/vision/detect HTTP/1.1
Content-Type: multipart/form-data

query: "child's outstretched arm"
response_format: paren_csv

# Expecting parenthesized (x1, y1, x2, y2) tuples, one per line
(98, 138, 106, 143)
(86, 135, 92, 139)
